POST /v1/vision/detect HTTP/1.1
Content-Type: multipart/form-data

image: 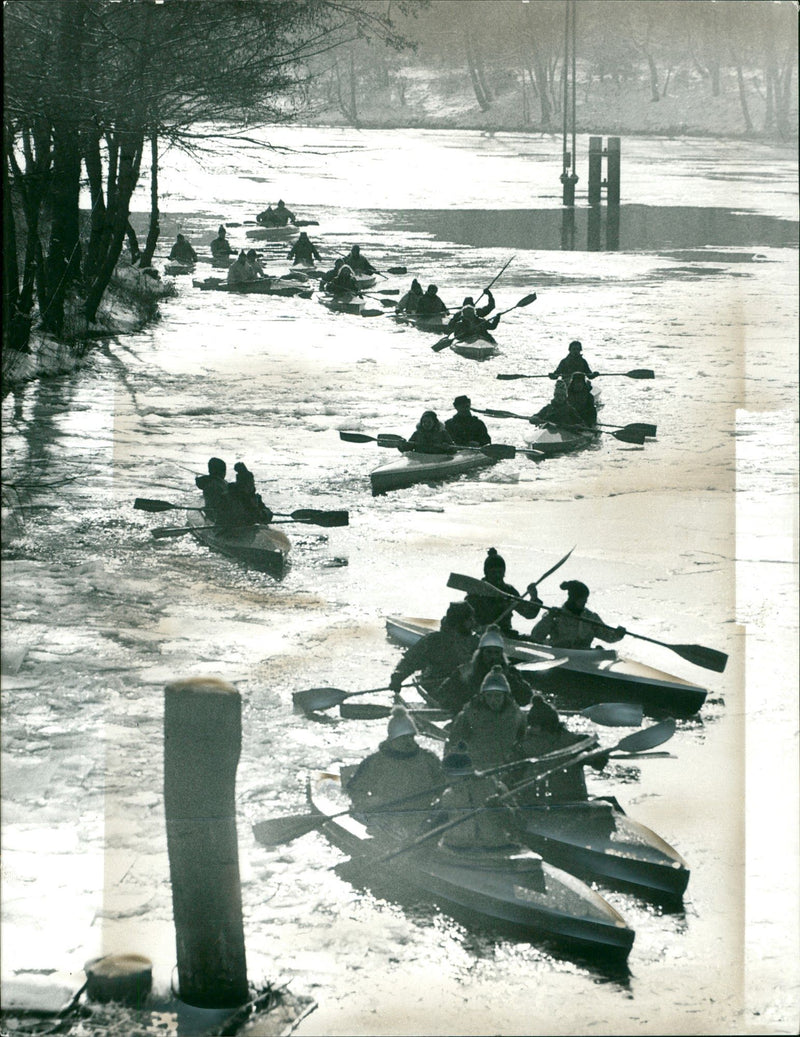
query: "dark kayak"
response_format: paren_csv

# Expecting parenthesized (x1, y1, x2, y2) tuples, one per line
(185, 510, 290, 578)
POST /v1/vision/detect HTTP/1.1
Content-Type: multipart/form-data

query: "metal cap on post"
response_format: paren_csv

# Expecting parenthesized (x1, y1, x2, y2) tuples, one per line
(164, 677, 249, 1009)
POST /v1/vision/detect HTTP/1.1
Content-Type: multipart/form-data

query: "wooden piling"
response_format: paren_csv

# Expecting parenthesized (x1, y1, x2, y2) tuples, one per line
(588, 137, 603, 206)
(164, 677, 249, 1009)
(606, 136, 621, 206)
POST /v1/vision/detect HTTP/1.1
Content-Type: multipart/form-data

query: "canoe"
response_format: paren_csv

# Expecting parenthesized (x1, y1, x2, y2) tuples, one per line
(526, 423, 598, 457)
(184, 510, 290, 579)
(384, 617, 708, 718)
(370, 449, 496, 496)
(192, 277, 312, 298)
(518, 799, 690, 904)
(303, 770, 634, 962)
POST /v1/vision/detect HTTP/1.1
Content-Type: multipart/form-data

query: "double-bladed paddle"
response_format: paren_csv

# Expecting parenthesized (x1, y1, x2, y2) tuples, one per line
(339, 699, 642, 727)
(473, 408, 657, 439)
(293, 683, 396, 713)
(497, 368, 655, 381)
(135, 498, 348, 528)
(431, 293, 537, 352)
(446, 572, 728, 673)
(338, 430, 516, 460)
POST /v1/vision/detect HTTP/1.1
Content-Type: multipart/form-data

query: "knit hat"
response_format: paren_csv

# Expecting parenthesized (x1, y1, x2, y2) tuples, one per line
(442, 741, 474, 776)
(480, 665, 510, 696)
(387, 705, 417, 741)
(208, 457, 226, 478)
(453, 395, 471, 409)
(483, 547, 506, 575)
(443, 601, 475, 628)
(478, 625, 505, 651)
(561, 579, 589, 599)
(526, 694, 561, 733)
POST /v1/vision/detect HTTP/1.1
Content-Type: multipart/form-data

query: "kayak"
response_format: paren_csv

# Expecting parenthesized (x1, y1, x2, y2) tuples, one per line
(370, 449, 496, 496)
(526, 423, 598, 457)
(192, 277, 312, 298)
(384, 617, 708, 718)
(184, 510, 290, 579)
(353, 273, 377, 291)
(450, 340, 500, 361)
(246, 224, 298, 240)
(164, 261, 194, 275)
(302, 770, 635, 962)
(519, 799, 690, 904)
(319, 292, 364, 315)
(393, 313, 449, 334)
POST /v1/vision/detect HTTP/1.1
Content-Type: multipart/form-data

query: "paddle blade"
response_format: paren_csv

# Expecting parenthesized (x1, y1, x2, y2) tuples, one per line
(496, 373, 539, 380)
(361, 308, 385, 317)
(340, 702, 393, 720)
(386, 266, 407, 275)
(626, 369, 655, 379)
(446, 572, 517, 599)
(513, 292, 538, 309)
(290, 509, 349, 527)
(292, 686, 349, 712)
(339, 431, 376, 443)
(616, 718, 676, 754)
(611, 428, 647, 445)
(432, 335, 453, 352)
(580, 702, 644, 727)
(378, 288, 401, 295)
(152, 526, 195, 539)
(376, 434, 408, 449)
(481, 443, 516, 460)
(479, 408, 527, 420)
(253, 813, 325, 847)
(622, 423, 657, 438)
(134, 498, 178, 512)
(669, 643, 728, 673)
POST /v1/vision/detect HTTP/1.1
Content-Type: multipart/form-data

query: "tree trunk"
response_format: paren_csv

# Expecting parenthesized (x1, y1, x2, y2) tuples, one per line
(349, 47, 359, 128)
(646, 53, 660, 101)
(83, 124, 108, 284)
(141, 132, 160, 267)
(464, 30, 489, 111)
(732, 56, 754, 133)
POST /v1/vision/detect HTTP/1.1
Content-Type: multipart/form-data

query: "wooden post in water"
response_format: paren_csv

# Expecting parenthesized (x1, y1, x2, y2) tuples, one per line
(607, 136, 621, 206)
(588, 136, 603, 206)
(164, 677, 249, 1009)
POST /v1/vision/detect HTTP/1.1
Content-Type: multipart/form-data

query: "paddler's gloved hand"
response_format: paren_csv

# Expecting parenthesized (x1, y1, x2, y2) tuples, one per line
(526, 583, 542, 604)
(590, 751, 611, 771)
(548, 372, 558, 379)
(260, 506, 274, 523)
(389, 672, 403, 695)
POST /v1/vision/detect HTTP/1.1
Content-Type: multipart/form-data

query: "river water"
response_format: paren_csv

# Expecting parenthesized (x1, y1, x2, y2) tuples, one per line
(1, 128, 798, 1035)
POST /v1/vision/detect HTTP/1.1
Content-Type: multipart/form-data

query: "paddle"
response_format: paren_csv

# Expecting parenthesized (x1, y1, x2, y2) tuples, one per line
(292, 684, 398, 713)
(252, 734, 599, 848)
(339, 700, 642, 727)
(431, 292, 537, 353)
(497, 368, 655, 381)
(135, 499, 348, 527)
(473, 410, 657, 439)
(357, 720, 676, 870)
(338, 430, 516, 460)
(386, 266, 408, 275)
(529, 422, 646, 445)
(493, 546, 576, 628)
(446, 572, 728, 673)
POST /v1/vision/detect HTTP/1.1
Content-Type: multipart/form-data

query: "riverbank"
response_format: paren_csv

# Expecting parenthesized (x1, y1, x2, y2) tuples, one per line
(1, 261, 176, 392)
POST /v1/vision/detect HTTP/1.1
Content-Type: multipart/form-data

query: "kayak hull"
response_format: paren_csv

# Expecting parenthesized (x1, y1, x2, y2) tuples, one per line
(385, 616, 708, 718)
(246, 225, 298, 240)
(526, 424, 598, 457)
(192, 277, 312, 297)
(519, 800, 690, 903)
(301, 771, 634, 963)
(185, 510, 290, 578)
(451, 341, 500, 361)
(393, 314, 449, 334)
(370, 450, 496, 496)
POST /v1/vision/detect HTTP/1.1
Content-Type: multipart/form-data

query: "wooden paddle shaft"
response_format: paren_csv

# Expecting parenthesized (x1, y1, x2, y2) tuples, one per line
(164, 677, 249, 1008)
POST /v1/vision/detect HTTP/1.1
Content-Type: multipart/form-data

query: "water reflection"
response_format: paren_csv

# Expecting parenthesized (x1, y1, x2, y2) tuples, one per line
(391, 205, 797, 253)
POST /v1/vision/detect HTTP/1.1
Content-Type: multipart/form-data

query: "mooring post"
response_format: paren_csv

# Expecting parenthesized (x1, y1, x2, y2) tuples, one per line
(164, 677, 249, 1009)
(606, 136, 621, 206)
(588, 136, 603, 206)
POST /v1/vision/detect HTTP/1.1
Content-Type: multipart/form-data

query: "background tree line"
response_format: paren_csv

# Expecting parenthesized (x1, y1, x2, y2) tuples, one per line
(316, 1, 796, 138)
(3, 0, 411, 360)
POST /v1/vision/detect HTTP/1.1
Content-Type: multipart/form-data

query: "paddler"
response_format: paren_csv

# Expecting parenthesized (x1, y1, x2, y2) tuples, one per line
(566, 371, 598, 428)
(273, 200, 297, 226)
(342, 244, 376, 275)
(287, 231, 321, 266)
(230, 462, 273, 524)
(345, 706, 442, 836)
(527, 580, 626, 650)
(446, 291, 499, 342)
(389, 601, 478, 699)
(464, 547, 541, 636)
(509, 696, 611, 806)
(245, 249, 266, 278)
(415, 284, 449, 318)
(210, 224, 234, 259)
(530, 379, 585, 427)
(443, 667, 527, 771)
(401, 410, 455, 454)
(227, 250, 252, 285)
(444, 395, 491, 447)
(431, 742, 521, 852)
(435, 625, 534, 715)
(549, 340, 598, 380)
(395, 278, 423, 315)
(326, 262, 361, 296)
(169, 233, 198, 264)
(195, 457, 251, 530)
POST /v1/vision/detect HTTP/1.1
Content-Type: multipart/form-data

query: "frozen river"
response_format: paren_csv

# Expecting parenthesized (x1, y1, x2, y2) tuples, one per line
(1, 127, 798, 1035)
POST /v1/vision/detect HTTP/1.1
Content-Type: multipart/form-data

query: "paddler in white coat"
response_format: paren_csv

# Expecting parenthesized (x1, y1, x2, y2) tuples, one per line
(528, 580, 626, 650)
(345, 706, 443, 836)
